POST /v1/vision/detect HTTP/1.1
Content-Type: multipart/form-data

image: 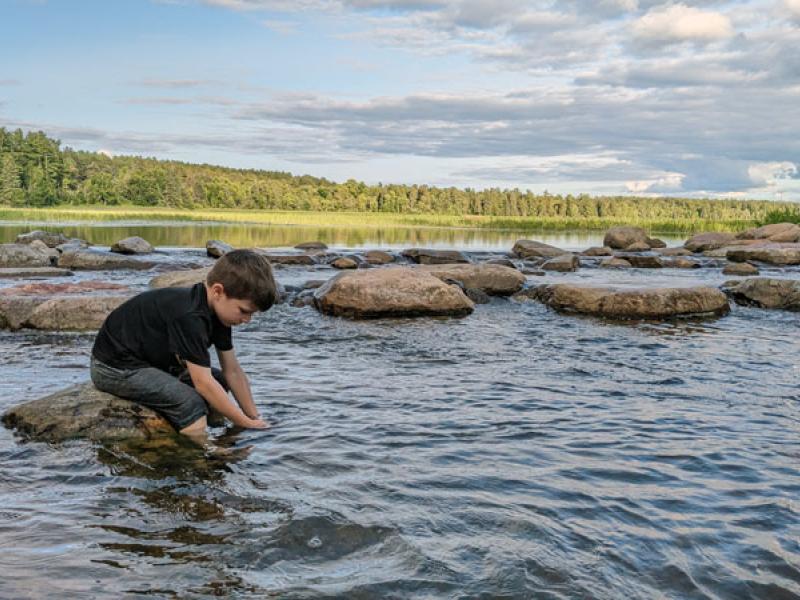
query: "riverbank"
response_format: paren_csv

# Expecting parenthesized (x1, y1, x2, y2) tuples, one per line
(0, 206, 760, 234)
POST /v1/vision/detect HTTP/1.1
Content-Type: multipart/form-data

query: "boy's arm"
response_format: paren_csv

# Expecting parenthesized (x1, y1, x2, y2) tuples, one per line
(185, 360, 267, 429)
(217, 348, 262, 421)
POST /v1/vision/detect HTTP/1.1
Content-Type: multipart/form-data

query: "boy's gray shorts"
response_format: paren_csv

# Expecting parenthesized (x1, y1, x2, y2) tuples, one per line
(90, 356, 229, 430)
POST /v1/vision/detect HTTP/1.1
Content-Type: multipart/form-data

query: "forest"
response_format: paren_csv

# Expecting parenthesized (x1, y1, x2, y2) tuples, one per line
(1, 127, 796, 228)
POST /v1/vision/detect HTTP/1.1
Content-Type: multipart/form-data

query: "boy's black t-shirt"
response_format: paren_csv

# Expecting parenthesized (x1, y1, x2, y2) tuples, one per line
(92, 282, 232, 373)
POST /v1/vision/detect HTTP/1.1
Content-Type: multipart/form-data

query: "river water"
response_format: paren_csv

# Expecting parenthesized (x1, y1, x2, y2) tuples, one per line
(0, 222, 799, 599)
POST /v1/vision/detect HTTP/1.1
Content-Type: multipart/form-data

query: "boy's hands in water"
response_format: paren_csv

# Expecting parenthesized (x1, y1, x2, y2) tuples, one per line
(244, 417, 271, 429)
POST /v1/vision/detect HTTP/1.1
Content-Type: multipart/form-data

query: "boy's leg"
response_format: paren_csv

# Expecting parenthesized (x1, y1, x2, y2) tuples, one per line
(90, 357, 209, 435)
(177, 368, 229, 427)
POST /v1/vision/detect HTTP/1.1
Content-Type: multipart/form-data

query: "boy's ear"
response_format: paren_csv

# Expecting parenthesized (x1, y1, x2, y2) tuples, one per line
(209, 282, 226, 297)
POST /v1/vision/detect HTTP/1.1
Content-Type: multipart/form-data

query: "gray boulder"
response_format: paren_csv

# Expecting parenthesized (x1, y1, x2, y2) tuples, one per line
(206, 240, 233, 258)
(261, 253, 317, 266)
(722, 262, 759, 276)
(603, 226, 659, 250)
(618, 254, 664, 268)
(364, 250, 395, 265)
(663, 257, 700, 269)
(415, 263, 526, 295)
(150, 267, 210, 288)
(541, 254, 580, 272)
(600, 257, 632, 268)
(58, 249, 155, 270)
(722, 278, 800, 311)
(401, 248, 470, 265)
(727, 246, 800, 265)
(581, 246, 614, 257)
(15, 230, 70, 248)
(314, 267, 474, 319)
(2, 383, 172, 443)
(110, 236, 154, 255)
(511, 240, 567, 259)
(736, 223, 800, 243)
(0, 243, 58, 268)
(0, 294, 129, 331)
(684, 232, 737, 252)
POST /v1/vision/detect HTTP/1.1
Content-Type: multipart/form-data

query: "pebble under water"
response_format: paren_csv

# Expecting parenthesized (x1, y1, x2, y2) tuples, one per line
(1, 241, 799, 599)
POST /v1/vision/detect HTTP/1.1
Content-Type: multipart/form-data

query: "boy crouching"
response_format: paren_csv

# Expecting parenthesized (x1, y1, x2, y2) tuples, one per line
(91, 249, 275, 439)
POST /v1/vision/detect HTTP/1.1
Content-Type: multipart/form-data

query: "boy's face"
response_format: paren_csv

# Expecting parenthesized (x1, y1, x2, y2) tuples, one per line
(208, 283, 259, 326)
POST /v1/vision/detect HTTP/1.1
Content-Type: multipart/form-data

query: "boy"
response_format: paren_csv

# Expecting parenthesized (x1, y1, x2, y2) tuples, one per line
(90, 249, 276, 439)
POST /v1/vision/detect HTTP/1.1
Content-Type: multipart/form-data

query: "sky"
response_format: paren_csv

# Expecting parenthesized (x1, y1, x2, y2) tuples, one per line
(1, 0, 800, 200)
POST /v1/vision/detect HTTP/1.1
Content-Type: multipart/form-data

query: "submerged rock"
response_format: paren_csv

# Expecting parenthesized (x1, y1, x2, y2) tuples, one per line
(511, 240, 566, 259)
(726, 246, 800, 265)
(206, 240, 233, 258)
(517, 284, 730, 320)
(15, 230, 70, 248)
(401, 248, 470, 265)
(722, 278, 800, 311)
(414, 263, 525, 295)
(314, 267, 474, 319)
(111, 236, 154, 255)
(2, 382, 172, 443)
(58, 249, 155, 270)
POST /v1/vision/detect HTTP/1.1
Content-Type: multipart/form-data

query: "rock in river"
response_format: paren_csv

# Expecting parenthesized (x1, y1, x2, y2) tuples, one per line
(206, 239, 233, 258)
(516, 284, 730, 319)
(15, 230, 70, 248)
(603, 227, 660, 250)
(150, 267, 211, 288)
(0, 294, 130, 331)
(726, 245, 800, 265)
(511, 240, 567, 259)
(2, 382, 172, 443)
(401, 248, 470, 265)
(722, 278, 800, 311)
(0, 243, 58, 268)
(314, 267, 474, 319)
(58, 249, 155, 270)
(541, 254, 580, 272)
(415, 263, 525, 295)
(722, 262, 759, 276)
(736, 222, 800, 243)
(684, 232, 737, 253)
(110, 236, 154, 255)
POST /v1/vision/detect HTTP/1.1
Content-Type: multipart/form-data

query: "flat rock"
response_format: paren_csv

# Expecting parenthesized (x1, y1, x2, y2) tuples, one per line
(581, 246, 614, 257)
(727, 246, 800, 265)
(484, 257, 517, 268)
(0, 294, 130, 331)
(517, 284, 730, 319)
(684, 232, 737, 252)
(206, 240, 233, 258)
(58, 249, 155, 270)
(261, 253, 317, 266)
(150, 267, 211, 288)
(415, 263, 525, 295)
(542, 254, 580, 272)
(616, 254, 663, 268)
(2, 382, 172, 443)
(110, 236, 154, 255)
(737, 223, 800, 243)
(657, 247, 692, 257)
(314, 267, 474, 319)
(722, 262, 759, 276)
(0, 267, 73, 278)
(511, 240, 567, 259)
(603, 227, 658, 250)
(364, 250, 395, 265)
(664, 257, 700, 269)
(722, 278, 800, 311)
(295, 241, 328, 250)
(600, 257, 632, 268)
(0, 281, 128, 296)
(15, 230, 70, 248)
(401, 248, 470, 265)
(0, 243, 58, 268)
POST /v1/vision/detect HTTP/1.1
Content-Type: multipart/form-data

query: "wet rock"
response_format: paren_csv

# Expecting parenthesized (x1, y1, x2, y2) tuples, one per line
(291, 290, 316, 308)
(364, 250, 394, 265)
(664, 257, 700, 269)
(600, 257, 632, 268)
(517, 284, 730, 319)
(603, 226, 658, 250)
(465, 288, 491, 304)
(581, 246, 614, 257)
(58, 249, 155, 270)
(0, 281, 128, 296)
(0, 267, 73, 278)
(625, 241, 651, 252)
(16, 230, 70, 248)
(484, 257, 517, 268)
(726, 246, 800, 265)
(511, 240, 567, 259)
(722, 277, 800, 311)
(722, 262, 759, 276)
(522, 269, 546, 276)
(657, 247, 692, 257)
(684, 232, 737, 252)
(618, 254, 663, 268)
(541, 254, 580, 272)
(110, 236, 154, 255)
(206, 240, 233, 258)
(415, 263, 525, 295)
(0, 243, 59, 268)
(314, 267, 474, 319)
(56, 239, 92, 253)
(737, 223, 800, 243)
(0, 295, 130, 331)
(2, 382, 172, 443)
(648, 238, 667, 249)
(261, 253, 317, 266)
(302, 279, 328, 290)
(401, 248, 470, 265)
(332, 257, 358, 269)
(295, 241, 328, 251)
(150, 267, 210, 288)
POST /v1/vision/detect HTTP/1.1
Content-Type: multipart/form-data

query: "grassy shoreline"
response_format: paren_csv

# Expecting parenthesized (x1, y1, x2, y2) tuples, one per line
(0, 206, 758, 234)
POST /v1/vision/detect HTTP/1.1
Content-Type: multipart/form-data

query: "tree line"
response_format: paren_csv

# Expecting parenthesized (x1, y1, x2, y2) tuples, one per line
(1, 127, 795, 224)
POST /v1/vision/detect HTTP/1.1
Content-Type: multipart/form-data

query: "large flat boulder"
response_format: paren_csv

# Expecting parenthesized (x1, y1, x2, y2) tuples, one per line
(58, 249, 155, 270)
(314, 267, 474, 319)
(401, 248, 470, 264)
(2, 383, 172, 443)
(516, 284, 730, 319)
(736, 223, 800, 243)
(511, 240, 567, 259)
(722, 278, 800, 311)
(415, 263, 525, 295)
(684, 232, 737, 252)
(726, 246, 800, 265)
(0, 243, 58, 268)
(150, 267, 211, 288)
(0, 294, 130, 330)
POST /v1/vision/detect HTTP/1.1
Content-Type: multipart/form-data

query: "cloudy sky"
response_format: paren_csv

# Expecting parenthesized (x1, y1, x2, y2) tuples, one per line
(2, 0, 800, 199)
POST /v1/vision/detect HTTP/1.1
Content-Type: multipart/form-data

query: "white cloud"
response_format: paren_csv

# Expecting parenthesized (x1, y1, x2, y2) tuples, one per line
(747, 161, 798, 185)
(787, 0, 800, 17)
(632, 4, 734, 45)
(625, 173, 685, 193)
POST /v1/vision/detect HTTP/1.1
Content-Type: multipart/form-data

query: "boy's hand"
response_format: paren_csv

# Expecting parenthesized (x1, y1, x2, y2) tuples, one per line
(244, 417, 271, 429)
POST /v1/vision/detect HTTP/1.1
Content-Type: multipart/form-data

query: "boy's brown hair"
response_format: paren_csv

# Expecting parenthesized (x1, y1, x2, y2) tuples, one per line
(206, 249, 278, 311)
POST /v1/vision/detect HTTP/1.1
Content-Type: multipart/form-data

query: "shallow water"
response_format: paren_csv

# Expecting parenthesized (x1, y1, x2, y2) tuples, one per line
(1, 231, 799, 599)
